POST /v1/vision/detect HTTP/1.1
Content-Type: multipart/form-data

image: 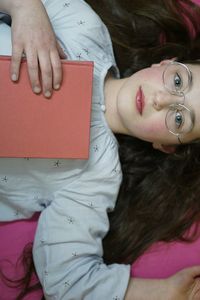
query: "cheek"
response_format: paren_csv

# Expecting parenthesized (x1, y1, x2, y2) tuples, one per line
(134, 68, 163, 84)
(139, 120, 167, 140)
(148, 123, 166, 132)
(146, 115, 166, 131)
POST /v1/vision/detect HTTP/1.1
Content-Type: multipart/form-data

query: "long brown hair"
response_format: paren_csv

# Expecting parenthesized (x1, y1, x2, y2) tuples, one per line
(86, 0, 200, 263)
(103, 136, 200, 263)
(87, 0, 200, 75)
(87, 0, 200, 264)
(2, 0, 200, 298)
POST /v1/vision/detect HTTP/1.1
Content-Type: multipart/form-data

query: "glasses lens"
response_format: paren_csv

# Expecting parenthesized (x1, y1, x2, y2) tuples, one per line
(165, 104, 193, 135)
(163, 62, 192, 95)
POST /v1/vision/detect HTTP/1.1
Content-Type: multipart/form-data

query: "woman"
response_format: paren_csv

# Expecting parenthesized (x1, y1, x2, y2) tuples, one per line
(89, 0, 200, 266)
(1, 0, 200, 299)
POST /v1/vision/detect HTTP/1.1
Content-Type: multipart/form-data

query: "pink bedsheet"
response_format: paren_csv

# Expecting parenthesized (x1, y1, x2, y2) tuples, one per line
(1, 215, 200, 299)
(0, 215, 42, 300)
(1, 1, 200, 299)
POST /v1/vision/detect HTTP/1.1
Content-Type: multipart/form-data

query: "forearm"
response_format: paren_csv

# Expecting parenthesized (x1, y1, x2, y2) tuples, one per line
(0, 0, 41, 15)
(0, 0, 22, 14)
(125, 278, 167, 300)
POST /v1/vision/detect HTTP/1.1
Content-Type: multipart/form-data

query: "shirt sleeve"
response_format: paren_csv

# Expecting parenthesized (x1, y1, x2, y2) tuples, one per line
(33, 117, 131, 299)
(33, 177, 130, 300)
(0, 22, 12, 55)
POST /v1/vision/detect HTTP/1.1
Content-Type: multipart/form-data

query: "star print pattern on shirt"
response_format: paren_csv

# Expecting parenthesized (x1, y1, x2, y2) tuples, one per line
(78, 20, 86, 26)
(54, 160, 61, 167)
(93, 145, 99, 152)
(83, 48, 89, 55)
(76, 52, 83, 60)
(64, 280, 71, 287)
(0, 0, 129, 298)
(63, 2, 70, 8)
(67, 216, 75, 224)
(112, 167, 121, 174)
(1, 176, 8, 182)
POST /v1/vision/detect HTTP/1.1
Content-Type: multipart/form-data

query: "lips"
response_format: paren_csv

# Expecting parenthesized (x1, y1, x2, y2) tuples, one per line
(136, 86, 145, 115)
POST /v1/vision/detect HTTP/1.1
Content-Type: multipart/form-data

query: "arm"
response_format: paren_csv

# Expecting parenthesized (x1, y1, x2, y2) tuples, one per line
(0, 0, 66, 98)
(33, 195, 131, 299)
(125, 267, 200, 300)
(33, 193, 200, 300)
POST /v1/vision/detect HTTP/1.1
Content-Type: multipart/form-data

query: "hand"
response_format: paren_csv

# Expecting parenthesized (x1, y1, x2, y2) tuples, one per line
(9, 0, 66, 98)
(168, 266, 200, 300)
(125, 266, 200, 300)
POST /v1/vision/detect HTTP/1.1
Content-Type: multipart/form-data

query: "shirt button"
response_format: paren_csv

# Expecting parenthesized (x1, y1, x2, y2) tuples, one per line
(100, 104, 106, 112)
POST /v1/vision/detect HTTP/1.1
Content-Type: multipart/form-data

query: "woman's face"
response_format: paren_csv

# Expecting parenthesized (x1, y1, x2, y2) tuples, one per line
(116, 61, 200, 150)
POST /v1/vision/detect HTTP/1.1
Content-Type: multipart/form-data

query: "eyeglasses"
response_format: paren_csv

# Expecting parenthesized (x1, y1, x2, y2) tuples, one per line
(162, 61, 194, 144)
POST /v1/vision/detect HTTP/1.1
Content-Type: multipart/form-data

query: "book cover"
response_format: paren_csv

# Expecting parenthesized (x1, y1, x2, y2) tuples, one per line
(0, 56, 93, 159)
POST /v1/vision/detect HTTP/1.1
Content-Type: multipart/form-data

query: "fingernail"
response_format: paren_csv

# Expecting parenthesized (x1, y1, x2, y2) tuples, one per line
(33, 86, 41, 94)
(11, 74, 18, 81)
(54, 84, 60, 90)
(45, 91, 51, 98)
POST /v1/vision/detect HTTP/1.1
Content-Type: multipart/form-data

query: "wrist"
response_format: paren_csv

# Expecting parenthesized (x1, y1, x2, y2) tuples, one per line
(125, 278, 167, 300)
(0, 0, 19, 14)
(0, 0, 41, 15)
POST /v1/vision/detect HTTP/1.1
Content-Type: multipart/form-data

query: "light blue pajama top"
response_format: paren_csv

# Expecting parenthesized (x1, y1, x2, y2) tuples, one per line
(0, 0, 130, 299)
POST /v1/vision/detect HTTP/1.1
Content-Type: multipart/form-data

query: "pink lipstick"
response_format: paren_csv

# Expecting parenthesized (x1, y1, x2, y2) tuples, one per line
(136, 86, 145, 115)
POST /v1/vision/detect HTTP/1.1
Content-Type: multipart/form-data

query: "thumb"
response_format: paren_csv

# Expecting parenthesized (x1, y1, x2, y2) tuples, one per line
(180, 266, 200, 279)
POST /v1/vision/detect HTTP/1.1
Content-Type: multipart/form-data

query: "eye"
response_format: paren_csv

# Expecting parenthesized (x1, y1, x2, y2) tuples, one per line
(175, 110, 184, 128)
(174, 72, 182, 90)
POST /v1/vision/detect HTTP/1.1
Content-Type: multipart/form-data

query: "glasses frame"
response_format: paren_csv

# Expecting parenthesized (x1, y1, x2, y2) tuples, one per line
(162, 61, 194, 144)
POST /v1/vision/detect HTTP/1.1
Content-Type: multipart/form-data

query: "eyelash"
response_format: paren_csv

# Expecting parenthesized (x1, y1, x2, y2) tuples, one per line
(174, 72, 182, 90)
(175, 110, 184, 128)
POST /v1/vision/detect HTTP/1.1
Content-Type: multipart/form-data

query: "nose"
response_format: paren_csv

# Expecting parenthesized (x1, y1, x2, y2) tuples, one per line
(153, 91, 180, 110)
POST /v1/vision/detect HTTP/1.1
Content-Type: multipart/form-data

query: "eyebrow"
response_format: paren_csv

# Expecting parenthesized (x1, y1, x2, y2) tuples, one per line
(183, 68, 196, 129)
(191, 138, 200, 144)
(187, 70, 196, 129)
(190, 108, 195, 127)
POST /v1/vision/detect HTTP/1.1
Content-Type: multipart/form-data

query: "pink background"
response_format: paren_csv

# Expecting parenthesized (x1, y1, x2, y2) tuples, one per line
(1, 215, 200, 299)
(1, 0, 200, 298)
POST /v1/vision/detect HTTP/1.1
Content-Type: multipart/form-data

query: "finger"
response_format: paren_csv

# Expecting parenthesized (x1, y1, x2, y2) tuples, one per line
(57, 41, 67, 59)
(50, 50, 62, 90)
(188, 266, 200, 278)
(26, 50, 41, 94)
(191, 278, 200, 300)
(38, 52, 53, 98)
(181, 266, 200, 278)
(10, 45, 23, 82)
